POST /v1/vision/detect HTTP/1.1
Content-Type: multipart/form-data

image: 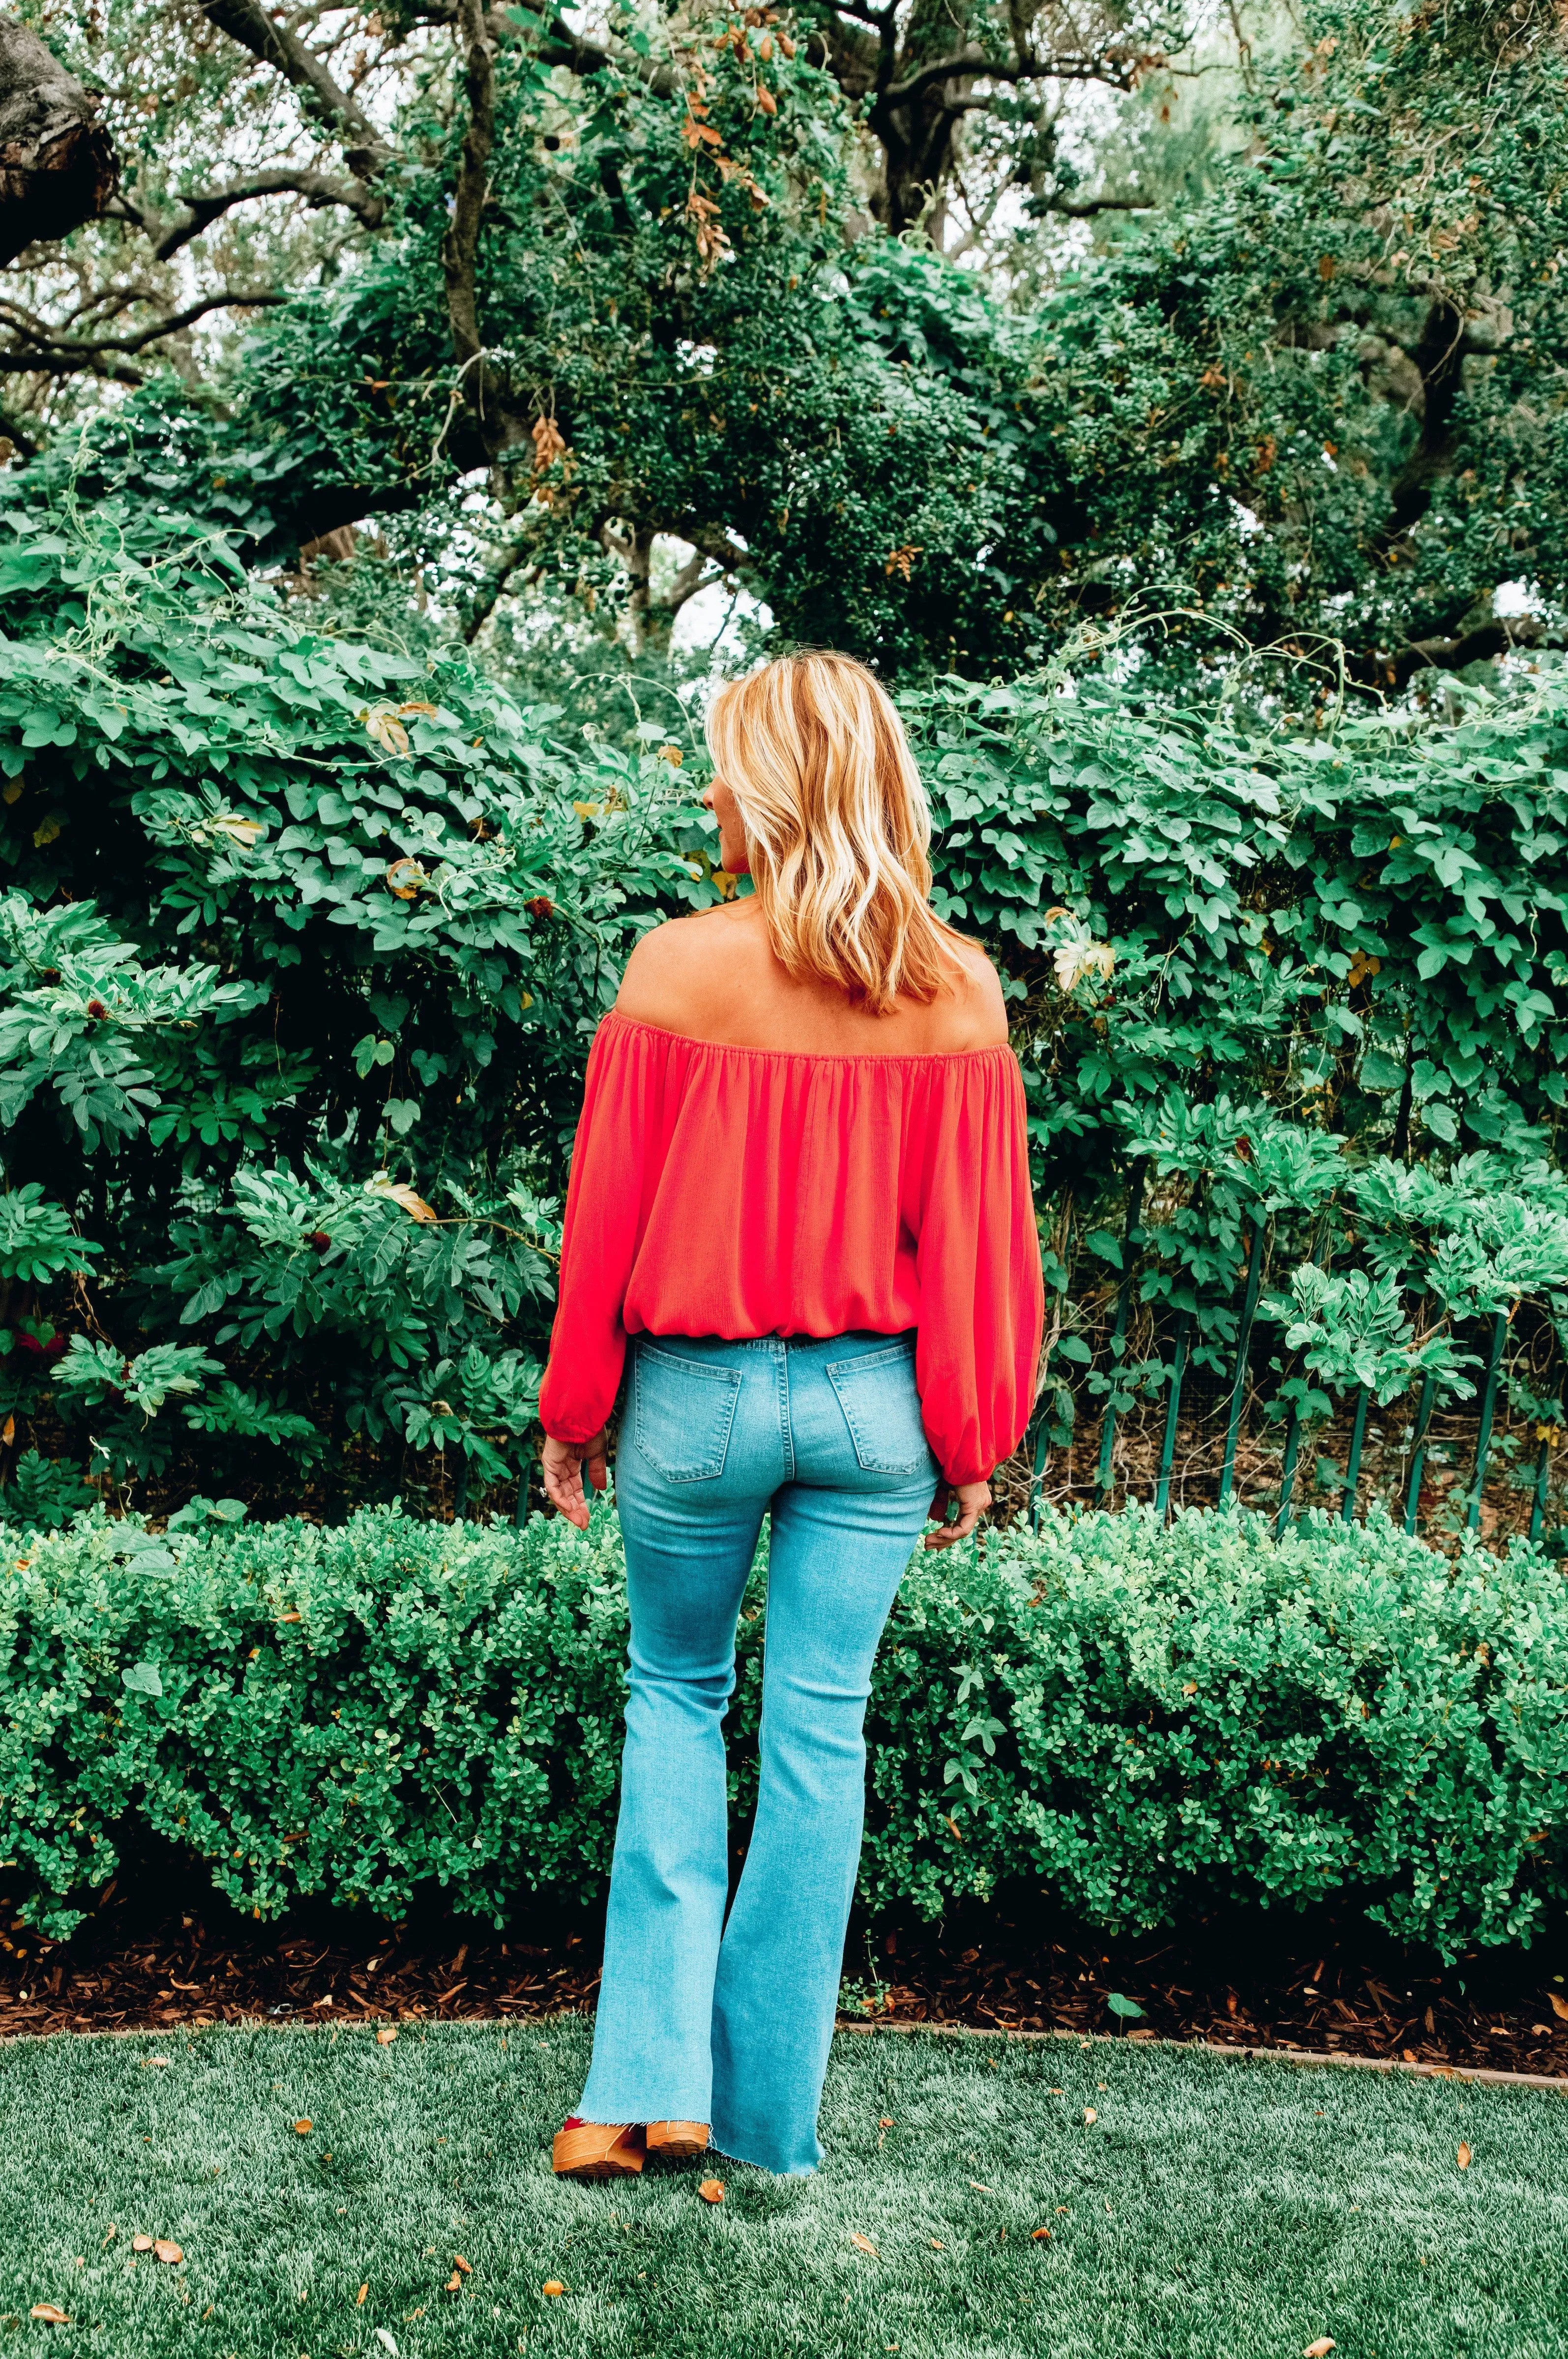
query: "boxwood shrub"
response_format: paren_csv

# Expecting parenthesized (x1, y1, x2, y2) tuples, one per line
(2, 1501, 1565, 1959)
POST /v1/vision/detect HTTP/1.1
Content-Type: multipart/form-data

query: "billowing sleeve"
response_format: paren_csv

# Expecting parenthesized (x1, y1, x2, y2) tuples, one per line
(538, 1018, 665, 1447)
(913, 1050, 1044, 1487)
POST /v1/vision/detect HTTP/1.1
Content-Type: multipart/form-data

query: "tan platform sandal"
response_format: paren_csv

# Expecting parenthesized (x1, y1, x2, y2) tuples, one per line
(551, 2118, 646, 2179)
(645, 2120, 710, 2161)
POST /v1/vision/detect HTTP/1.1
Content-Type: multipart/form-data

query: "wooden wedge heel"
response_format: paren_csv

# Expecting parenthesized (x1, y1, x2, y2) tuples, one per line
(645, 2120, 710, 2161)
(551, 2119, 646, 2179)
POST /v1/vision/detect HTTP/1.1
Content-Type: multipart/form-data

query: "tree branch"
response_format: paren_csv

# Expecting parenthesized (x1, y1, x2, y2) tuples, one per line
(150, 168, 385, 261)
(441, 0, 528, 467)
(1041, 192, 1157, 214)
(196, 0, 391, 178)
(0, 10, 118, 265)
(0, 287, 285, 369)
(497, 0, 677, 94)
(882, 45, 1146, 107)
(1362, 613, 1544, 692)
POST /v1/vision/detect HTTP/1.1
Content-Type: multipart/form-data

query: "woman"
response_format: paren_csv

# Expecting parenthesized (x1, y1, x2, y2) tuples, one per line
(537, 651, 1042, 2180)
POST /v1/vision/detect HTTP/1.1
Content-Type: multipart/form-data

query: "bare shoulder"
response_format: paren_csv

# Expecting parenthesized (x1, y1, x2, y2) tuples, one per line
(934, 930, 1009, 1050)
(615, 901, 764, 1032)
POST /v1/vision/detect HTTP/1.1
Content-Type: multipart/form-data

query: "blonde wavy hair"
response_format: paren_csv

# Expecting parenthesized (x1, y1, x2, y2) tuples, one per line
(705, 652, 965, 1014)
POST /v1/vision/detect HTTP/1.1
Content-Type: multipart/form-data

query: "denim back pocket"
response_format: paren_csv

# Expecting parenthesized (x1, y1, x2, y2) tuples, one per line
(826, 1342, 933, 1476)
(633, 1342, 743, 1482)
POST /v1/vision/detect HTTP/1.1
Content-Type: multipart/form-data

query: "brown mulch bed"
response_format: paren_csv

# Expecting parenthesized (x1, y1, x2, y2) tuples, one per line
(4, 1861, 1565, 2079)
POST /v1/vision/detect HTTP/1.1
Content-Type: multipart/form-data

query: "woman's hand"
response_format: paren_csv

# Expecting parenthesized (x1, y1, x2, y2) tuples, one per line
(541, 1429, 609, 1530)
(924, 1476, 991, 1550)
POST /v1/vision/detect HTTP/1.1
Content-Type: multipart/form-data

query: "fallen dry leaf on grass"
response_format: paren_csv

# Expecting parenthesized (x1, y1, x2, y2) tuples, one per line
(294, 2120, 313, 2135)
(153, 2241, 182, 2265)
(146, 2056, 172, 2069)
(1549, 1992, 1568, 2023)
(698, 2180, 725, 2204)
(444, 2273, 463, 2292)
(1457, 2143, 1473, 2169)
(376, 2026, 398, 2045)
(1303, 2340, 1336, 2357)
(850, 2233, 880, 2256)
(132, 2236, 154, 2253)
(452, 2257, 471, 2275)
(1083, 2108, 1097, 2126)
(541, 2280, 565, 2297)
(29, 2307, 69, 2326)
(878, 2116, 894, 2128)
(1030, 2228, 1052, 2241)
(355, 2286, 368, 2308)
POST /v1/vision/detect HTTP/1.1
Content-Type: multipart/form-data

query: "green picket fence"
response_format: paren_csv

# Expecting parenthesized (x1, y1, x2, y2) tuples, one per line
(1027, 1151, 1568, 1548)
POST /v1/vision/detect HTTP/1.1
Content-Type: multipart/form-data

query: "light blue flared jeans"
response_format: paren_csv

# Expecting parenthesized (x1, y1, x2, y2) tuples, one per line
(576, 1329, 938, 2175)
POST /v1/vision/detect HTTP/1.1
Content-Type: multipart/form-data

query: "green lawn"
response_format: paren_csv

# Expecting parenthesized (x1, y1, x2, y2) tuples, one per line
(3, 2016, 1566, 2358)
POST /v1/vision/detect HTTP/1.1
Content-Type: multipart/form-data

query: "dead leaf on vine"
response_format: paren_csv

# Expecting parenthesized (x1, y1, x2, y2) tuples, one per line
(385, 858, 427, 899)
(1054, 939, 1116, 993)
(363, 1178, 437, 1222)
(364, 710, 411, 759)
(531, 417, 567, 475)
(204, 813, 265, 848)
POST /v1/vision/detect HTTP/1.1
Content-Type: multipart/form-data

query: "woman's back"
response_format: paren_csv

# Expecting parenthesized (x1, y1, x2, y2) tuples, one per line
(538, 648, 1041, 1488)
(615, 895, 1009, 1058)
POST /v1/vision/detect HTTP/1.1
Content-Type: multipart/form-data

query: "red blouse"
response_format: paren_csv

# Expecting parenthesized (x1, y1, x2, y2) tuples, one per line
(538, 1011, 1042, 1486)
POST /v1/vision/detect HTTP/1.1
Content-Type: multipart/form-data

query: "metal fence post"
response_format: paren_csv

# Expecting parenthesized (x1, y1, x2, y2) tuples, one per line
(1029, 1415, 1051, 1533)
(1464, 1309, 1510, 1534)
(1274, 1406, 1302, 1538)
(1154, 1312, 1191, 1522)
(1218, 1211, 1268, 1507)
(1530, 1428, 1553, 1543)
(1403, 1372, 1437, 1535)
(1339, 1384, 1370, 1523)
(1093, 1161, 1146, 1508)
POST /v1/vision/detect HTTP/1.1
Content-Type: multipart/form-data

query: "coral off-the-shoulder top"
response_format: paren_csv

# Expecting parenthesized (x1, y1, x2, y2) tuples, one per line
(537, 1010, 1044, 1487)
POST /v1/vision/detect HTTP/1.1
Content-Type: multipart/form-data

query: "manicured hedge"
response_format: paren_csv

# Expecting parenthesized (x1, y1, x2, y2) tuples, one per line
(2, 1502, 1565, 1959)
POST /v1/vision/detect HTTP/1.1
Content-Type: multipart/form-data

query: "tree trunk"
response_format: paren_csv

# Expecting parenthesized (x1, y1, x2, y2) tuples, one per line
(0, 13, 117, 267)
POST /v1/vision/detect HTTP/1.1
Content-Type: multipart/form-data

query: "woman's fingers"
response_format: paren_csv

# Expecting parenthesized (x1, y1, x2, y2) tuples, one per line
(923, 1479, 991, 1551)
(541, 1437, 592, 1529)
